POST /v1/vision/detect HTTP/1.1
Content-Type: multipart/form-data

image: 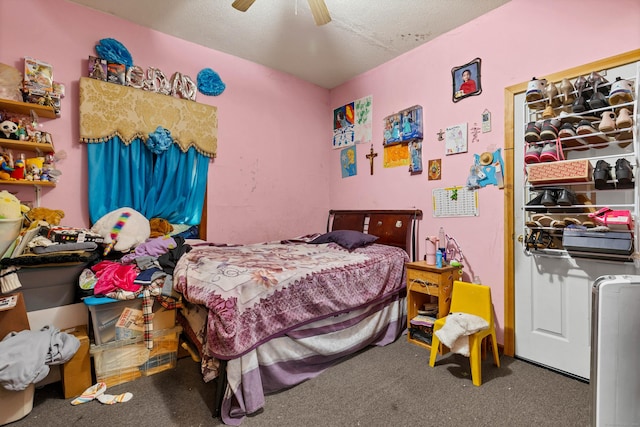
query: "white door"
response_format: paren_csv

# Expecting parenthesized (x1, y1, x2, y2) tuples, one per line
(513, 62, 639, 380)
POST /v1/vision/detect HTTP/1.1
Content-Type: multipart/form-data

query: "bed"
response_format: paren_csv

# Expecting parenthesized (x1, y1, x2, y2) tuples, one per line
(172, 209, 422, 425)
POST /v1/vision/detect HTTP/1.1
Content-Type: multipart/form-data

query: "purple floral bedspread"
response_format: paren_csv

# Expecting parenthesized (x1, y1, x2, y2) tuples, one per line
(173, 240, 408, 359)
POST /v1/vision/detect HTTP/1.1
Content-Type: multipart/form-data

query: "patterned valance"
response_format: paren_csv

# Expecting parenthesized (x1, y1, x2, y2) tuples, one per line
(79, 77, 217, 157)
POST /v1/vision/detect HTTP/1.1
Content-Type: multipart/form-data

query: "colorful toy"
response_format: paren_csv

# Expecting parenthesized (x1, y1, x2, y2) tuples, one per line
(90, 207, 150, 254)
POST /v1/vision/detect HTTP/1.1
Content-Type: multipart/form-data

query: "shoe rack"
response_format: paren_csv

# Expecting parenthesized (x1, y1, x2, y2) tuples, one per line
(522, 61, 639, 261)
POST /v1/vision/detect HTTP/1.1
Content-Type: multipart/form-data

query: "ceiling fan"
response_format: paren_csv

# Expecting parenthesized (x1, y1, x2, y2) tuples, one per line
(231, 0, 332, 26)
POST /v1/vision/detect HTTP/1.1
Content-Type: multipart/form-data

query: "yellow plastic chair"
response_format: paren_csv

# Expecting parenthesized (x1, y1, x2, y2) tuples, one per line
(428, 280, 500, 386)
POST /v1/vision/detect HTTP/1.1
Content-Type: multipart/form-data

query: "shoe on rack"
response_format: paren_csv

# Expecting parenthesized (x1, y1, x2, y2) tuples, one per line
(540, 118, 562, 140)
(558, 122, 588, 151)
(540, 141, 564, 162)
(587, 70, 610, 110)
(524, 144, 542, 164)
(540, 189, 557, 206)
(609, 77, 634, 106)
(525, 192, 547, 213)
(524, 121, 542, 143)
(576, 119, 609, 148)
(598, 111, 617, 133)
(556, 188, 578, 206)
(542, 104, 556, 119)
(615, 158, 634, 189)
(526, 77, 548, 110)
(572, 75, 588, 113)
(615, 107, 634, 147)
(544, 81, 561, 107)
(560, 78, 575, 105)
(593, 159, 615, 190)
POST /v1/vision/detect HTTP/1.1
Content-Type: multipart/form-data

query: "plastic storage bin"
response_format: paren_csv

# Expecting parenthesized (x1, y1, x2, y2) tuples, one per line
(89, 326, 182, 387)
(18, 263, 87, 311)
(84, 296, 176, 345)
(84, 297, 143, 345)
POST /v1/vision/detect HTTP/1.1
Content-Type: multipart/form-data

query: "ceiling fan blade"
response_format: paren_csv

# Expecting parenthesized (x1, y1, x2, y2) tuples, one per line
(231, 0, 256, 12)
(307, 0, 331, 26)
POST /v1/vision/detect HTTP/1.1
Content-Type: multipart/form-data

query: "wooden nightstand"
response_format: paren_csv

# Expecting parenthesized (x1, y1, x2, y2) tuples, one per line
(405, 261, 463, 353)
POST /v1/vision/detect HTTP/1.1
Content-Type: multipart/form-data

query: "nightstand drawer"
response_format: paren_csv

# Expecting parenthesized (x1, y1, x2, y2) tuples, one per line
(407, 268, 442, 286)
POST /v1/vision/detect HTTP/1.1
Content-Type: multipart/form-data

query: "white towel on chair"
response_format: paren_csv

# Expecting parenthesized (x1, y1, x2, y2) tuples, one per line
(435, 312, 489, 357)
(0, 266, 22, 294)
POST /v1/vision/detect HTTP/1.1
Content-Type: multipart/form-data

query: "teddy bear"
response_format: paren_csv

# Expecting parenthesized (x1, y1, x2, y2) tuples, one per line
(24, 206, 65, 226)
(149, 217, 173, 238)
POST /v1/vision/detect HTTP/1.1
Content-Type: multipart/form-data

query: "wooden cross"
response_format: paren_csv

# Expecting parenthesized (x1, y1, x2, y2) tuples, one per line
(436, 129, 444, 141)
(366, 144, 378, 175)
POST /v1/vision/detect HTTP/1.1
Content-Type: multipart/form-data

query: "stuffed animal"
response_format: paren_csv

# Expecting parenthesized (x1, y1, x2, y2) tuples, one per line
(0, 190, 27, 219)
(91, 207, 150, 255)
(149, 217, 173, 238)
(0, 153, 14, 180)
(0, 120, 18, 140)
(24, 206, 65, 226)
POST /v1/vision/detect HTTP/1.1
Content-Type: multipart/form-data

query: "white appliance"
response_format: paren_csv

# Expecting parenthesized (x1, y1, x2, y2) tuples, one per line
(591, 274, 640, 425)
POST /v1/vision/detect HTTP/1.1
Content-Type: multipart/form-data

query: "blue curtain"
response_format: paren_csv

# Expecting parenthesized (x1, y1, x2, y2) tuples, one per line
(87, 136, 208, 225)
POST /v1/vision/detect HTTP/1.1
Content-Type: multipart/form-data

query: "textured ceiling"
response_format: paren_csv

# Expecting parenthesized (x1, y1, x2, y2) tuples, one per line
(66, 0, 511, 89)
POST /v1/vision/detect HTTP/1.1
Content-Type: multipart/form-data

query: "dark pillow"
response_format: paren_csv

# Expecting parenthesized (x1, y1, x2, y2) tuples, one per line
(309, 230, 378, 250)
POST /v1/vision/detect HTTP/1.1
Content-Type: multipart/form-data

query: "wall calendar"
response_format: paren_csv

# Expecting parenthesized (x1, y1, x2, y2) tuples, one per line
(432, 186, 478, 217)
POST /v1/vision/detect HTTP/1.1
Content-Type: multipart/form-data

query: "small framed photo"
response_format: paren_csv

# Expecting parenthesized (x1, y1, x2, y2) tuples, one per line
(452, 58, 482, 103)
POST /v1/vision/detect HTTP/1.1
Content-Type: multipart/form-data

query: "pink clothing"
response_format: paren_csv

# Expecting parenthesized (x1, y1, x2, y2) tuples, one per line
(92, 261, 141, 295)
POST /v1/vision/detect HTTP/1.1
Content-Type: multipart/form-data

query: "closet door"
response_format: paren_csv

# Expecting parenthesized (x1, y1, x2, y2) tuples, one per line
(513, 61, 639, 380)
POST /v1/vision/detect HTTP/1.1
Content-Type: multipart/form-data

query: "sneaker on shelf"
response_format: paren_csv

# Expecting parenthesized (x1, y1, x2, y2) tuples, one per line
(540, 118, 561, 140)
(615, 158, 634, 189)
(524, 121, 542, 143)
(576, 119, 609, 148)
(593, 159, 615, 190)
(524, 144, 542, 164)
(540, 141, 563, 162)
(609, 77, 634, 106)
(526, 77, 548, 110)
(558, 122, 588, 151)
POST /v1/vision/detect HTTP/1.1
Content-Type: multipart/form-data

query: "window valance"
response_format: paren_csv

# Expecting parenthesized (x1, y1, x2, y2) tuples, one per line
(79, 77, 217, 158)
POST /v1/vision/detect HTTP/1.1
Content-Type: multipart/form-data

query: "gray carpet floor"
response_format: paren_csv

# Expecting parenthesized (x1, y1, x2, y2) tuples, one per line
(10, 335, 590, 426)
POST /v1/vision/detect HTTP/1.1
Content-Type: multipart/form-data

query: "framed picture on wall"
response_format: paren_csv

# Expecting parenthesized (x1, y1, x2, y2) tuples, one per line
(452, 58, 482, 102)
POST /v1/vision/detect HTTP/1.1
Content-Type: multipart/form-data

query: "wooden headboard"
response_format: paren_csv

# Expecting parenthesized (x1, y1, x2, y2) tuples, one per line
(327, 209, 423, 261)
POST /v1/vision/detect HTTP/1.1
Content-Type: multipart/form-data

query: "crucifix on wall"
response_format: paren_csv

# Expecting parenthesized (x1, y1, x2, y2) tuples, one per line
(366, 144, 378, 175)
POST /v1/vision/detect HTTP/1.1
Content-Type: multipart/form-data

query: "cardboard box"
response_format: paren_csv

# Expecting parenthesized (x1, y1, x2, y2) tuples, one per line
(527, 159, 593, 185)
(90, 326, 182, 388)
(115, 307, 176, 340)
(60, 325, 92, 399)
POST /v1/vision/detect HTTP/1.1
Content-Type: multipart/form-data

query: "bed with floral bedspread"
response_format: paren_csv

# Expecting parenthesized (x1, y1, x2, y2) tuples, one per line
(173, 210, 421, 425)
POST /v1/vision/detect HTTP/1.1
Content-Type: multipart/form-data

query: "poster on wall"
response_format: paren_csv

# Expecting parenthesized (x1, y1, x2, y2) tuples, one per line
(383, 105, 423, 146)
(332, 103, 355, 149)
(445, 123, 468, 155)
(409, 141, 423, 175)
(383, 144, 410, 168)
(354, 95, 373, 145)
(340, 145, 357, 178)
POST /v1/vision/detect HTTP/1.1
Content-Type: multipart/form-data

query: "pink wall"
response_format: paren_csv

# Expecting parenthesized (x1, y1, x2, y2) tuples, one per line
(330, 0, 640, 341)
(3, 0, 640, 342)
(2, 0, 331, 244)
